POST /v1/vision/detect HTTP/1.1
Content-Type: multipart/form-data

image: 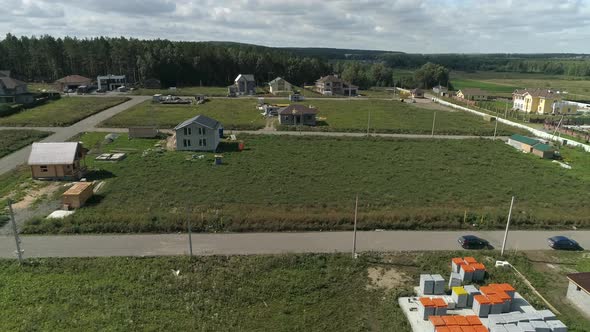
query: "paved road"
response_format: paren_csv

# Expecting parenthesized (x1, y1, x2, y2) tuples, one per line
(0, 96, 150, 175)
(1, 230, 587, 258)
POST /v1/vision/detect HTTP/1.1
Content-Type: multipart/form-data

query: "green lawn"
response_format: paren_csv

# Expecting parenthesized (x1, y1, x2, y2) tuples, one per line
(0, 97, 129, 127)
(451, 78, 519, 94)
(0, 251, 586, 331)
(21, 132, 590, 234)
(133, 86, 230, 97)
(101, 99, 266, 130)
(102, 98, 520, 136)
(292, 99, 521, 136)
(0, 129, 51, 157)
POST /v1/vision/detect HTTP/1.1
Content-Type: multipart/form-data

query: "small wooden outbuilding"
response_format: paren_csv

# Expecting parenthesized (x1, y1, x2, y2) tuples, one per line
(28, 142, 87, 180)
(532, 143, 555, 159)
(62, 182, 94, 209)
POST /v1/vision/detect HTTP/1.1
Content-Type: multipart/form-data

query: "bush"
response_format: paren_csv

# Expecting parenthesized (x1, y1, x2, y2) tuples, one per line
(0, 104, 24, 117)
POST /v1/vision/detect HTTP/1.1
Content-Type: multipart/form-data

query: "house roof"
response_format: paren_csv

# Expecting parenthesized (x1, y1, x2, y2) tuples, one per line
(278, 104, 318, 115)
(235, 74, 255, 82)
(174, 115, 221, 130)
(269, 76, 291, 85)
(510, 134, 540, 146)
(458, 88, 489, 96)
(0, 70, 10, 77)
(514, 88, 558, 99)
(28, 142, 81, 165)
(316, 75, 342, 83)
(0, 76, 26, 90)
(56, 75, 92, 84)
(533, 143, 555, 152)
(433, 85, 448, 91)
(567, 272, 590, 293)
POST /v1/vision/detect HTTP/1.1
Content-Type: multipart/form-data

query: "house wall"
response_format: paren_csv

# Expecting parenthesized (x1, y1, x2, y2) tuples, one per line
(176, 123, 221, 151)
(567, 281, 590, 316)
(31, 164, 70, 179)
(523, 95, 540, 113)
(279, 114, 316, 126)
(532, 149, 553, 159)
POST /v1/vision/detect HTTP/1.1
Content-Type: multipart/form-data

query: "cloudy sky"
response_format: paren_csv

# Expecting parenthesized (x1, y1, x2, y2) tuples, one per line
(2, 0, 590, 53)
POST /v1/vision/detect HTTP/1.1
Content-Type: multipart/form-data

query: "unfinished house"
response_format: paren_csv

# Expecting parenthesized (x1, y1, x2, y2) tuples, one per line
(97, 74, 127, 91)
(278, 104, 318, 126)
(315, 75, 358, 96)
(233, 74, 256, 95)
(175, 115, 223, 151)
(268, 77, 293, 94)
(28, 142, 88, 180)
(0, 71, 34, 104)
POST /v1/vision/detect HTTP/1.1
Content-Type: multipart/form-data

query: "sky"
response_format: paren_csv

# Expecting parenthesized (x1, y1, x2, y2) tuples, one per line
(2, 0, 590, 53)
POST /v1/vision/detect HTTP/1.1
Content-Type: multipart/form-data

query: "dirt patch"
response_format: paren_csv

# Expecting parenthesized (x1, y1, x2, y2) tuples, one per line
(11, 182, 61, 210)
(367, 267, 408, 291)
(166, 133, 176, 151)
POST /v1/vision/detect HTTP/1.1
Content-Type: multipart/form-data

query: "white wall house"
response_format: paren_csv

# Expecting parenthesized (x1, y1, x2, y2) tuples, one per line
(97, 75, 127, 91)
(174, 115, 223, 152)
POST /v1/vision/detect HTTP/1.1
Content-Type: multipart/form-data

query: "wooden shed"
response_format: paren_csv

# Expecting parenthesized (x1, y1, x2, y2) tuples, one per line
(62, 182, 94, 209)
(532, 143, 555, 159)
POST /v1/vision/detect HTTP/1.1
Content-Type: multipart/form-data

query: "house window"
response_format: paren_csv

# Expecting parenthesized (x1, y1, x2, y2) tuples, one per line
(577, 286, 582, 291)
(40, 165, 48, 173)
(198, 139, 203, 146)
(202, 138, 207, 146)
(184, 127, 191, 135)
(202, 128, 206, 135)
(183, 139, 191, 147)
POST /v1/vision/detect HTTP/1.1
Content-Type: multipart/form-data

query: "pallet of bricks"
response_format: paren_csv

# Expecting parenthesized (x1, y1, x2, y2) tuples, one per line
(428, 314, 488, 332)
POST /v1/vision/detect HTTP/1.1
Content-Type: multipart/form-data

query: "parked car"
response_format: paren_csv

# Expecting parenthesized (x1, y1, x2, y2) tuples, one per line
(547, 236, 581, 250)
(458, 235, 490, 249)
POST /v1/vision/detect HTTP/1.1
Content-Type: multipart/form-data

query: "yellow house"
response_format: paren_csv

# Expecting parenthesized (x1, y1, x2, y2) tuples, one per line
(513, 88, 560, 114)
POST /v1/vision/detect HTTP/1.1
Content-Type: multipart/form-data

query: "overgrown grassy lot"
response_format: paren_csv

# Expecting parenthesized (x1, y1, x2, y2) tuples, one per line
(102, 98, 520, 136)
(0, 129, 51, 157)
(452, 71, 590, 101)
(0, 251, 586, 331)
(101, 99, 266, 130)
(287, 99, 520, 136)
(0, 97, 129, 127)
(21, 132, 590, 234)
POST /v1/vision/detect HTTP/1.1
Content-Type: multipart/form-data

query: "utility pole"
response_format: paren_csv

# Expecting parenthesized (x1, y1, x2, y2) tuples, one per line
(366, 109, 371, 137)
(501, 196, 515, 256)
(431, 112, 437, 137)
(352, 195, 358, 259)
(187, 209, 193, 257)
(8, 200, 23, 264)
(493, 117, 499, 140)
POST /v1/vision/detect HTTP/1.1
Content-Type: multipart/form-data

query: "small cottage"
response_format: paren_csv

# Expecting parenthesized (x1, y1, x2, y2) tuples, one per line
(507, 134, 540, 153)
(567, 272, 590, 316)
(175, 115, 223, 151)
(531, 143, 555, 159)
(28, 142, 87, 180)
(278, 104, 318, 126)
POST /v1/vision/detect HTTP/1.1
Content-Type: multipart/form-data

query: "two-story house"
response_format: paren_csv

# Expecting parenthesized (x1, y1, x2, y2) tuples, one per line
(97, 74, 127, 91)
(513, 88, 560, 114)
(233, 74, 256, 96)
(0, 70, 34, 104)
(315, 75, 358, 96)
(174, 115, 223, 152)
(268, 77, 293, 94)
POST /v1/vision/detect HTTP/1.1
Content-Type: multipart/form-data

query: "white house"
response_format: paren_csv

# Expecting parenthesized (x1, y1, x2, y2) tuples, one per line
(174, 115, 223, 152)
(97, 75, 127, 91)
(268, 77, 293, 94)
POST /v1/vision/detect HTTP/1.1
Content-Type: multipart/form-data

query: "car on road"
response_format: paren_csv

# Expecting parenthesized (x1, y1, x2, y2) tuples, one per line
(548, 236, 581, 250)
(458, 235, 490, 249)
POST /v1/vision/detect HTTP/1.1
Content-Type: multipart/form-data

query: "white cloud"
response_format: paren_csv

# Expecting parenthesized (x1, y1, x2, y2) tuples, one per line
(1, 0, 589, 53)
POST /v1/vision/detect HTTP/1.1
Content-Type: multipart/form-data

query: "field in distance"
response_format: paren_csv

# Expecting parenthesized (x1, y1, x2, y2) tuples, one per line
(0, 97, 129, 127)
(0, 251, 587, 331)
(22, 132, 590, 234)
(101, 98, 521, 136)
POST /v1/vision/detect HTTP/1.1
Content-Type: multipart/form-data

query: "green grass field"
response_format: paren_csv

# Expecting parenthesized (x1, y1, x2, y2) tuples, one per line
(21, 132, 590, 234)
(0, 251, 586, 331)
(101, 99, 266, 130)
(132, 86, 230, 97)
(0, 129, 51, 157)
(102, 98, 520, 136)
(451, 78, 519, 94)
(0, 97, 129, 127)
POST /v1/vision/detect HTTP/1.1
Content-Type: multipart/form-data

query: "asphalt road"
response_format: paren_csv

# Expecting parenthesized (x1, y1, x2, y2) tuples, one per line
(0, 96, 150, 175)
(1, 230, 587, 258)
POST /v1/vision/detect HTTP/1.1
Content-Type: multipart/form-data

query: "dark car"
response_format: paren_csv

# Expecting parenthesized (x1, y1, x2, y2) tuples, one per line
(458, 235, 490, 249)
(548, 236, 581, 250)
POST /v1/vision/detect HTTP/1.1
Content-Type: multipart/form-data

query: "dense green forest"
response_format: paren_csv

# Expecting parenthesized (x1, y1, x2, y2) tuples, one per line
(0, 34, 332, 87)
(2, 34, 590, 90)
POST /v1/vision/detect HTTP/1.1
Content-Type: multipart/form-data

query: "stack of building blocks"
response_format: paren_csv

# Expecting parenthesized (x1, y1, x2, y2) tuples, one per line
(421, 274, 435, 295)
(547, 320, 568, 332)
(432, 274, 446, 295)
(429, 315, 486, 332)
(452, 287, 468, 308)
(463, 285, 480, 307)
(418, 297, 436, 320)
(487, 307, 566, 331)
(488, 295, 504, 315)
(450, 257, 487, 283)
(473, 295, 491, 317)
(432, 298, 448, 316)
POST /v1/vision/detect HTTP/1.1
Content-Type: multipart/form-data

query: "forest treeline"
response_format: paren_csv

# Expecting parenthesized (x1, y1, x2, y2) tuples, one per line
(1, 34, 590, 89)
